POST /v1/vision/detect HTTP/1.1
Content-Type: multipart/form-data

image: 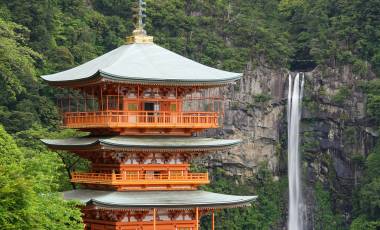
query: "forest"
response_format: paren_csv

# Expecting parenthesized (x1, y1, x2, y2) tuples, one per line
(0, 0, 379, 229)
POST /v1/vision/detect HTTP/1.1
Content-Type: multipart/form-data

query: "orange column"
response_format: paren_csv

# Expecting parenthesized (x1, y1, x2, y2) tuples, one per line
(100, 85, 103, 111)
(68, 95, 71, 112)
(117, 84, 120, 110)
(196, 207, 199, 230)
(106, 95, 109, 111)
(137, 85, 140, 110)
(153, 208, 156, 230)
(212, 209, 215, 230)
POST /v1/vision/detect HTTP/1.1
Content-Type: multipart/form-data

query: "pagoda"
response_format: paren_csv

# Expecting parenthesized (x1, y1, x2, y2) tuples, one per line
(41, 2, 256, 229)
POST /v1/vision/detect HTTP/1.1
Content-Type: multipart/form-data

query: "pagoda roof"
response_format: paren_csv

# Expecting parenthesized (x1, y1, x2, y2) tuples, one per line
(63, 189, 256, 209)
(41, 43, 242, 87)
(41, 136, 241, 152)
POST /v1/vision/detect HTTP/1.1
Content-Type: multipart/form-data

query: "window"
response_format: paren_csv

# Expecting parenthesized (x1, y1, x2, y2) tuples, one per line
(128, 103, 138, 111)
(170, 103, 177, 112)
(144, 102, 155, 111)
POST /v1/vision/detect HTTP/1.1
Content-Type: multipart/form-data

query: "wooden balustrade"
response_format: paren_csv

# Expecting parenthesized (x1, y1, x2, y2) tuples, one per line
(62, 111, 219, 129)
(71, 172, 209, 186)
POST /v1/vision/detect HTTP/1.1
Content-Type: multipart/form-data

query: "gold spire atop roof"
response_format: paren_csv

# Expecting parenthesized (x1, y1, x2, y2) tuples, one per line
(126, 0, 153, 44)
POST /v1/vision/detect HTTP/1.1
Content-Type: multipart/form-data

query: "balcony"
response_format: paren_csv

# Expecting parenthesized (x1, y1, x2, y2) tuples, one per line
(71, 171, 209, 190)
(63, 111, 219, 129)
(58, 94, 223, 131)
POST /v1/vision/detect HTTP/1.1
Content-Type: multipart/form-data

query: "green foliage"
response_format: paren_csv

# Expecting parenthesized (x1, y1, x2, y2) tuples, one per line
(350, 215, 380, 230)
(201, 166, 286, 229)
(0, 17, 59, 133)
(367, 95, 380, 119)
(0, 125, 82, 229)
(358, 178, 380, 219)
(351, 142, 380, 227)
(332, 86, 351, 104)
(360, 80, 380, 122)
(253, 93, 272, 104)
(314, 182, 341, 230)
(279, 0, 380, 72)
(365, 146, 380, 182)
(13, 125, 90, 191)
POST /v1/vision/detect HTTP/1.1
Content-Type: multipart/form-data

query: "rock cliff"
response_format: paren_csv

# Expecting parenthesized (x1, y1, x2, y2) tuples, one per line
(204, 63, 378, 228)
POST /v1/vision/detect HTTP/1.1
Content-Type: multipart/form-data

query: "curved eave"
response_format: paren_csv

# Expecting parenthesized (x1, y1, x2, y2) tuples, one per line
(41, 43, 243, 87)
(41, 73, 102, 87)
(42, 72, 242, 88)
(88, 199, 255, 210)
(41, 137, 241, 152)
(40, 138, 100, 150)
(63, 189, 257, 210)
(99, 138, 242, 152)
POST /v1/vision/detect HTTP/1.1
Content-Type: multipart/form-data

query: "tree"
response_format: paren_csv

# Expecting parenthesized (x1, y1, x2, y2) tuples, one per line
(0, 125, 83, 229)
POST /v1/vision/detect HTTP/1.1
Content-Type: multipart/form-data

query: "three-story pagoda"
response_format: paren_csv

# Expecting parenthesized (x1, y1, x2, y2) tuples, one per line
(42, 5, 256, 229)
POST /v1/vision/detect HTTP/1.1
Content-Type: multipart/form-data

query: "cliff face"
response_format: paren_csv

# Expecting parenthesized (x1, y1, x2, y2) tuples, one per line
(207, 64, 378, 228)
(300, 66, 376, 228)
(204, 63, 288, 178)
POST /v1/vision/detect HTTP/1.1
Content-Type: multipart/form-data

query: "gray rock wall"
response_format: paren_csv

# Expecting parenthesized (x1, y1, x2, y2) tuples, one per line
(204, 63, 378, 228)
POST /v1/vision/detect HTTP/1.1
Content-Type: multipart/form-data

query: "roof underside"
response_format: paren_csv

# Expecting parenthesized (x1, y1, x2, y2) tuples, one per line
(41, 43, 242, 86)
(63, 189, 256, 209)
(41, 136, 241, 151)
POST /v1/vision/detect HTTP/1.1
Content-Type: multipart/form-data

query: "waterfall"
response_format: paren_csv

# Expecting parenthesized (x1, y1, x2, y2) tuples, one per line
(288, 73, 305, 230)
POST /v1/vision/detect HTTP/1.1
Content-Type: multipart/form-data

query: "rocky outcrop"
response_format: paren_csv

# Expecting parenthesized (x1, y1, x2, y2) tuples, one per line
(300, 66, 376, 228)
(203, 63, 289, 177)
(204, 63, 378, 228)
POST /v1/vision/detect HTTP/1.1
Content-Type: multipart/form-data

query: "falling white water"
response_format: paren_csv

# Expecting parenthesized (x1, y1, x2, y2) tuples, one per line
(288, 73, 305, 230)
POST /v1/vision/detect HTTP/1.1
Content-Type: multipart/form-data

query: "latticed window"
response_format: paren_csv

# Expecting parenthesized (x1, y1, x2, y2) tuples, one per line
(128, 103, 138, 111)
(170, 103, 177, 112)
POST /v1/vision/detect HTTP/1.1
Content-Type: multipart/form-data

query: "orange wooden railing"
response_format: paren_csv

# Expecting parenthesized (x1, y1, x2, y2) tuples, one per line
(62, 111, 219, 129)
(71, 172, 209, 185)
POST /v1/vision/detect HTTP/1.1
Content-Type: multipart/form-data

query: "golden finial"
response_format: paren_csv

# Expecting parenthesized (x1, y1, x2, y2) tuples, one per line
(126, 0, 154, 44)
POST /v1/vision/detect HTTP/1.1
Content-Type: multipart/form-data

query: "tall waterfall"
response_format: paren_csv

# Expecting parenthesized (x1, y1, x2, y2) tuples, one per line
(288, 73, 305, 230)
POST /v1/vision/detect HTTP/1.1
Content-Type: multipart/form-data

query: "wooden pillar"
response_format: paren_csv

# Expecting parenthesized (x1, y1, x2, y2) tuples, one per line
(122, 170, 127, 180)
(84, 89, 87, 112)
(175, 87, 178, 114)
(137, 85, 140, 111)
(106, 95, 109, 111)
(153, 208, 156, 230)
(92, 86, 95, 112)
(111, 170, 116, 182)
(212, 209, 215, 230)
(117, 84, 120, 111)
(100, 85, 103, 111)
(196, 207, 199, 230)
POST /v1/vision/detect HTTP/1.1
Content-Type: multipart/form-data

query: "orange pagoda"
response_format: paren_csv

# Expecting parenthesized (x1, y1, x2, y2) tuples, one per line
(41, 3, 256, 229)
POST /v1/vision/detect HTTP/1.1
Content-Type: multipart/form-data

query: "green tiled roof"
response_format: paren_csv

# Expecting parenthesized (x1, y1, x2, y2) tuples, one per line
(63, 189, 256, 209)
(41, 136, 241, 151)
(41, 43, 242, 86)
